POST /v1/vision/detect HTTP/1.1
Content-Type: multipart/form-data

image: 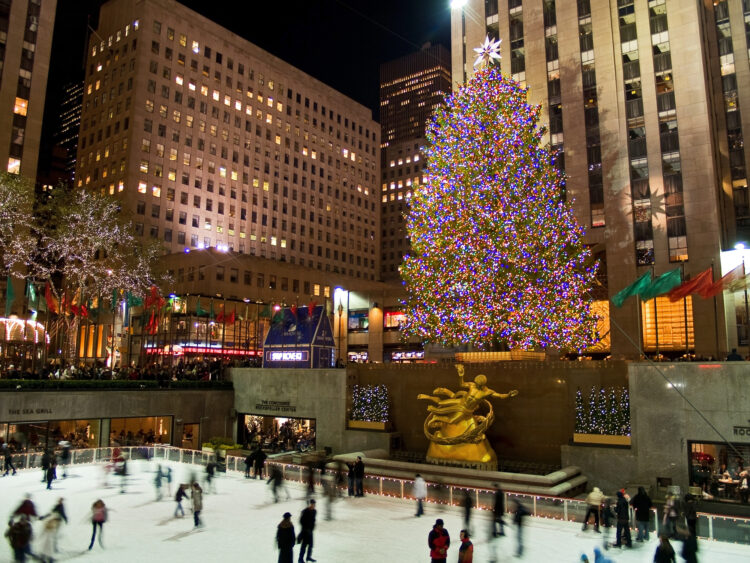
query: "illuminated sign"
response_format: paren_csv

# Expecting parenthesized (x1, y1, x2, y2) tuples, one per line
(266, 350, 308, 362)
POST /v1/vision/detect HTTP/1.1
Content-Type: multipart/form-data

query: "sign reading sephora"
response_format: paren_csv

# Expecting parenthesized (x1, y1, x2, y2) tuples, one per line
(266, 350, 308, 362)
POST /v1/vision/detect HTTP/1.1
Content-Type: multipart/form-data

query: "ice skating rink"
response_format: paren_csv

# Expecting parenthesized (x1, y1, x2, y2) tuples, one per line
(1, 460, 749, 562)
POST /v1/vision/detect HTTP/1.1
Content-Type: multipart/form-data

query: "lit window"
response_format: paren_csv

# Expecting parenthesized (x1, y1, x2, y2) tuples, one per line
(280, 239, 287, 248)
(138, 181, 147, 193)
(201, 85, 208, 96)
(313, 284, 320, 296)
(192, 40, 199, 54)
(140, 160, 149, 173)
(7, 158, 21, 174)
(175, 74, 183, 85)
(235, 100, 242, 111)
(277, 102, 283, 112)
(219, 166, 226, 178)
(212, 90, 220, 101)
(133, 19, 139, 30)
(118, 181, 124, 192)
(271, 236, 277, 246)
(179, 34, 187, 47)
(266, 113, 272, 124)
(12, 97, 28, 116)
(188, 80, 196, 91)
(152, 185, 161, 197)
(224, 95, 231, 106)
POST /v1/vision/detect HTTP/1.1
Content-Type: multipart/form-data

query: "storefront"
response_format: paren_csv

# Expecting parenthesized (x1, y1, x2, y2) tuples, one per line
(110, 416, 173, 447)
(0, 419, 99, 451)
(239, 414, 316, 453)
(689, 440, 750, 502)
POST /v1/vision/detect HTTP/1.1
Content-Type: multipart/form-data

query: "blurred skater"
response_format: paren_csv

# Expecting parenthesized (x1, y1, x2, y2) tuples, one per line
(58, 441, 71, 478)
(87, 499, 107, 551)
(413, 474, 427, 517)
(298, 499, 317, 562)
(205, 459, 216, 494)
(45, 458, 57, 490)
(462, 490, 474, 534)
(653, 534, 676, 563)
(512, 498, 529, 558)
(154, 465, 164, 501)
(601, 496, 614, 550)
(37, 513, 62, 563)
(175, 484, 188, 517)
(323, 472, 337, 521)
(491, 483, 505, 538)
(5, 514, 32, 562)
(267, 465, 290, 503)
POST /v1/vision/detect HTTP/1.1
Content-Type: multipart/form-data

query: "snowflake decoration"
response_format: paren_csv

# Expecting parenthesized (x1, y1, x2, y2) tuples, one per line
(473, 36, 502, 69)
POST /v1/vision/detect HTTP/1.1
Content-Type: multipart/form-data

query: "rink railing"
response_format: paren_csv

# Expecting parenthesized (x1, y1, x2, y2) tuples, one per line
(7, 445, 750, 545)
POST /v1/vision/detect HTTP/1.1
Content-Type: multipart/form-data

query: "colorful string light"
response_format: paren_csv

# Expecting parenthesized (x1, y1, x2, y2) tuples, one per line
(401, 65, 598, 350)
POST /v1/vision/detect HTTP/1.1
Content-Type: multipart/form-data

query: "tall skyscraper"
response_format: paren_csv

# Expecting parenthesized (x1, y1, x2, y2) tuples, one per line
(55, 80, 84, 183)
(0, 0, 57, 180)
(77, 0, 380, 288)
(450, 0, 750, 359)
(379, 43, 451, 279)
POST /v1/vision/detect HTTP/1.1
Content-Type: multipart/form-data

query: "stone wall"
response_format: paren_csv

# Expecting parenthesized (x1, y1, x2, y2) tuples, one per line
(349, 361, 629, 465)
(0, 389, 234, 447)
(229, 368, 391, 455)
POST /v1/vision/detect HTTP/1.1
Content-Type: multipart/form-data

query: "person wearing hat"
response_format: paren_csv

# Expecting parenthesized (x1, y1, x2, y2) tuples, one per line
(428, 518, 450, 563)
(276, 512, 296, 563)
(298, 499, 317, 563)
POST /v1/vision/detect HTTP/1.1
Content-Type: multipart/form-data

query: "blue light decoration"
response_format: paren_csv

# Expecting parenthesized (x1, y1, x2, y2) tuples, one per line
(400, 64, 599, 351)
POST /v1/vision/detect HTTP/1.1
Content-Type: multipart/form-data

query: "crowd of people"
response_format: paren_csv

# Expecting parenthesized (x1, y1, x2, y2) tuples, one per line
(0, 358, 230, 383)
(243, 419, 316, 454)
(579, 484, 699, 563)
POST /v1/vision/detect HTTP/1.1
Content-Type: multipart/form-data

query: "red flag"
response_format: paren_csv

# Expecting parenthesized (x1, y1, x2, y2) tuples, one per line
(145, 310, 157, 334)
(700, 264, 744, 298)
(308, 300, 317, 312)
(667, 268, 713, 302)
(44, 282, 58, 314)
(226, 310, 235, 325)
(70, 304, 80, 317)
(80, 304, 89, 318)
(216, 310, 225, 323)
(144, 285, 165, 309)
(290, 304, 298, 317)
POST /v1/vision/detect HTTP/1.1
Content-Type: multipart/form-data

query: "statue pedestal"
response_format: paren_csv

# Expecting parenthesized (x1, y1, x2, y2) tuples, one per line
(425, 440, 498, 472)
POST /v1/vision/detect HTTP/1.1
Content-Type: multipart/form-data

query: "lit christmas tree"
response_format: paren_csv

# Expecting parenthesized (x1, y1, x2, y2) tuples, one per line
(351, 384, 390, 423)
(400, 38, 598, 350)
(619, 387, 631, 436)
(605, 387, 618, 434)
(575, 387, 586, 433)
(587, 385, 599, 433)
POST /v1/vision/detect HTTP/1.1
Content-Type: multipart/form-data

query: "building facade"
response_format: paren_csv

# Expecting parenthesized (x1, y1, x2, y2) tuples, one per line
(379, 44, 451, 280)
(77, 0, 380, 283)
(451, 0, 750, 358)
(0, 0, 56, 180)
(54, 80, 84, 183)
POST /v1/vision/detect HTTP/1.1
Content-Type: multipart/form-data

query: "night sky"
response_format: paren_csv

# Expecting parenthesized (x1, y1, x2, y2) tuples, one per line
(39, 0, 451, 173)
(43, 0, 451, 131)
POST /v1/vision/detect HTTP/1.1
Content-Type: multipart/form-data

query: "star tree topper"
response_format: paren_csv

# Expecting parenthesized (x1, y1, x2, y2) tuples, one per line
(473, 36, 502, 69)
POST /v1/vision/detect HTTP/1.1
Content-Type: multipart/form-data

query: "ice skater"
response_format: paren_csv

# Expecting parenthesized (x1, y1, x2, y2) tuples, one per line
(613, 490, 632, 548)
(175, 484, 188, 517)
(353, 456, 365, 497)
(205, 459, 216, 493)
(154, 464, 164, 500)
(428, 518, 450, 563)
(413, 473, 427, 517)
(5, 514, 33, 562)
(191, 482, 203, 528)
(58, 441, 71, 478)
(2, 442, 17, 476)
(37, 513, 62, 563)
(582, 486, 603, 532)
(276, 511, 295, 563)
(458, 529, 473, 562)
(45, 458, 57, 490)
(461, 489, 474, 534)
(87, 499, 107, 550)
(298, 499, 317, 563)
(322, 473, 337, 521)
(512, 498, 529, 558)
(165, 466, 173, 496)
(601, 496, 614, 550)
(268, 465, 290, 503)
(253, 447, 267, 479)
(491, 483, 505, 538)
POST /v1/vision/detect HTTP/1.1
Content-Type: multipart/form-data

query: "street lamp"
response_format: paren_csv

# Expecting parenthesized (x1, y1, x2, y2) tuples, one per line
(451, 0, 468, 8)
(337, 301, 344, 366)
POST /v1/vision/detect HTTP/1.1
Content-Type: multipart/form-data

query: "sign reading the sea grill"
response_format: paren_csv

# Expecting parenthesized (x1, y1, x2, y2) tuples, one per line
(266, 350, 308, 362)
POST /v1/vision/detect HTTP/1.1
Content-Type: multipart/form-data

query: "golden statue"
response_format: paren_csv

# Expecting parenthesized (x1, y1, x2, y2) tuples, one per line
(417, 364, 518, 468)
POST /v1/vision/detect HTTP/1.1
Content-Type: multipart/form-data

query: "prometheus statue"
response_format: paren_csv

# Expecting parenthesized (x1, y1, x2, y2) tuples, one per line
(417, 364, 518, 468)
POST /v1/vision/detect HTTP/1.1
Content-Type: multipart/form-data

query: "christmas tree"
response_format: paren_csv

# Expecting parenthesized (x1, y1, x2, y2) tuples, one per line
(400, 38, 597, 350)
(575, 387, 586, 433)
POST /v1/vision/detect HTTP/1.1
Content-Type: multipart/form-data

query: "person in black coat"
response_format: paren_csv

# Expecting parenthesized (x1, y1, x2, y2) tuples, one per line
(613, 490, 632, 548)
(254, 448, 267, 479)
(276, 512, 296, 563)
(492, 483, 505, 537)
(244, 453, 253, 478)
(353, 456, 365, 497)
(630, 486, 653, 542)
(346, 462, 355, 497)
(683, 494, 698, 538)
(298, 499, 317, 562)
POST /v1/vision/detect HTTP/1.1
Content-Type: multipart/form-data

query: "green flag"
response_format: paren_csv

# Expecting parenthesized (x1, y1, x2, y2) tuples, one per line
(25, 280, 38, 307)
(5, 276, 15, 317)
(611, 272, 651, 308)
(196, 297, 208, 317)
(640, 268, 682, 301)
(259, 303, 272, 318)
(111, 289, 119, 312)
(209, 299, 215, 320)
(126, 292, 143, 307)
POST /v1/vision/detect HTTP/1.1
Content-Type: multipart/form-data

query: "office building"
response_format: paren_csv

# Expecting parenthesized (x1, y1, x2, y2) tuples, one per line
(0, 0, 56, 180)
(55, 80, 84, 182)
(379, 43, 451, 279)
(451, 0, 750, 358)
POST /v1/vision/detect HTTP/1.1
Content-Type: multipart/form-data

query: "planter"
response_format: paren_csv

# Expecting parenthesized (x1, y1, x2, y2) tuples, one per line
(348, 420, 390, 431)
(573, 433, 631, 446)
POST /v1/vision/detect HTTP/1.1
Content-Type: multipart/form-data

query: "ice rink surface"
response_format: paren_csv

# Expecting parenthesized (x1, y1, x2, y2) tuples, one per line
(1, 460, 749, 562)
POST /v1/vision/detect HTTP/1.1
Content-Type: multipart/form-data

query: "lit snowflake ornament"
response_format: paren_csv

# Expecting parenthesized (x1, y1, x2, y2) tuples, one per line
(473, 36, 502, 69)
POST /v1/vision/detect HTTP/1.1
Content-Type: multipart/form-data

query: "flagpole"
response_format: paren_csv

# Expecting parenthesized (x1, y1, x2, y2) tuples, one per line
(711, 262, 720, 359)
(682, 262, 689, 359)
(743, 259, 749, 355)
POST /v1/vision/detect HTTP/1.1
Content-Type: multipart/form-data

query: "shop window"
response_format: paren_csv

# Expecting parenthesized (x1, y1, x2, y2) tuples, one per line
(383, 308, 406, 330)
(347, 309, 369, 332)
